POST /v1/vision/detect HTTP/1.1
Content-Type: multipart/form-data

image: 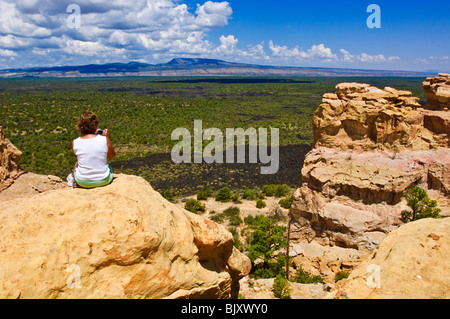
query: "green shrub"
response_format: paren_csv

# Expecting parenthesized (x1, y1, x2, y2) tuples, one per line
(401, 185, 441, 223)
(159, 189, 173, 202)
(223, 206, 242, 226)
(335, 271, 350, 282)
(245, 216, 286, 279)
(274, 184, 291, 197)
(244, 215, 256, 225)
(279, 194, 294, 209)
(262, 184, 276, 197)
(197, 188, 213, 200)
(243, 188, 257, 200)
(256, 199, 266, 209)
(197, 190, 208, 201)
(210, 213, 223, 223)
(229, 226, 243, 250)
(273, 275, 291, 299)
(205, 188, 213, 197)
(210, 207, 242, 226)
(293, 268, 323, 284)
(215, 186, 232, 202)
(262, 184, 291, 197)
(232, 192, 241, 203)
(184, 199, 206, 214)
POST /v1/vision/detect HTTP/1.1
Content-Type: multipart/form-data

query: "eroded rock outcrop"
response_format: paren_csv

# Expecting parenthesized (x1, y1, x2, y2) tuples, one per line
(314, 82, 448, 151)
(0, 174, 251, 299)
(330, 217, 450, 299)
(292, 76, 450, 252)
(0, 125, 23, 191)
(423, 73, 450, 111)
(0, 124, 76, 202)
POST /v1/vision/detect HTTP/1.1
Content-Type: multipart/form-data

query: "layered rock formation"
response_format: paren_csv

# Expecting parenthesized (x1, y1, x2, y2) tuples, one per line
(0, 125, 68, 198)
(0, 125, 22, 191)
(314, 81, 448, 151)
(422, 73, 450, 111)
(0, 173, 251, 299)
(292, 75, 450, 251)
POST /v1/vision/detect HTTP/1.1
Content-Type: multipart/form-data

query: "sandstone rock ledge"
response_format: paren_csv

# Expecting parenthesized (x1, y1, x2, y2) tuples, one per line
(0, 174, 251, 299)
(330, 217, 450, 299)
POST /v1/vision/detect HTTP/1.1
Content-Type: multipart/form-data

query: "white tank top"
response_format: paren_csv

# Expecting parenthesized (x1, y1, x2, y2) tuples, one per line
(73, 135, 110, 181)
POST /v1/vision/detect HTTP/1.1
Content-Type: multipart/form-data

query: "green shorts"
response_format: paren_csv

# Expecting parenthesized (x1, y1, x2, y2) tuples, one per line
(75, 165, 113, 189)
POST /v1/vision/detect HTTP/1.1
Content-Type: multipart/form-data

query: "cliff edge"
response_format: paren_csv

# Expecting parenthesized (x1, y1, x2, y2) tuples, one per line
(0, 128, 251, 299)
(0, 173, 251, 299)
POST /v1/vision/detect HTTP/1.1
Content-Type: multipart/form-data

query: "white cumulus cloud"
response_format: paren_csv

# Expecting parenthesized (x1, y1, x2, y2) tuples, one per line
(268, 41, 337, 62)
(195, 1, 233, 28)
(0, 0, 413, 70)
(339, 49, 401, 64)
(0, 48, 17, 57)
(0, 0, 234, 67)
(0, 1, 51, 38)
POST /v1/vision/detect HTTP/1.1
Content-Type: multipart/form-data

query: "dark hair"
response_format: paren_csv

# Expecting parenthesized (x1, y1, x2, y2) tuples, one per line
(76, 111, 99, 135)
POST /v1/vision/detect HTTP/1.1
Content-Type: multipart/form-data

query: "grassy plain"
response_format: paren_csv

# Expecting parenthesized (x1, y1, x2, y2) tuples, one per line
(0, 76, 426, 196)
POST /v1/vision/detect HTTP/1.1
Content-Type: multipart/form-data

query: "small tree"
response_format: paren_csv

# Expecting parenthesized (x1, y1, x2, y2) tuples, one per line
(279, 194, 294, 209)
(261, 184, 276, 197)
(245, 215, 286, 278)
(184, 199, 205, 214)
(293, 268, 324, 284)
(285, 214, 292, 280)
(273, 274, 292, 299)
(242, 187, 257, 200)
(274, 184, 291, 198)
(261, 184, 290, 197)
(197, 188, 213, 200)
(256, 199, 266, 209)
(401, 185, 441, 223)
(215, 186, 232, 202)
(223, 206, 242, 226)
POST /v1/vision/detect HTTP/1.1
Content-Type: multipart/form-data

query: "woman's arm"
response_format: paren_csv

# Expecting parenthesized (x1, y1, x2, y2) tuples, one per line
(103, 129, 116, 160)
(72, 140, 77, 174)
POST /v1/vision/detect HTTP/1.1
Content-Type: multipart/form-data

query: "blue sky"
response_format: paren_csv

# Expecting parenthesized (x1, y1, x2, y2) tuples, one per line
(0, 0, 449, 71)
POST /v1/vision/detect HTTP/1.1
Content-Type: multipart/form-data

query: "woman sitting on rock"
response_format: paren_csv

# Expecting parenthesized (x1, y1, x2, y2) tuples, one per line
(68, 111, 116, 188)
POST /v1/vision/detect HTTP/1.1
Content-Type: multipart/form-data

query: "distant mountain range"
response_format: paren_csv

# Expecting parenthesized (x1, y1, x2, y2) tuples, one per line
(0, 58, 433, 78)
